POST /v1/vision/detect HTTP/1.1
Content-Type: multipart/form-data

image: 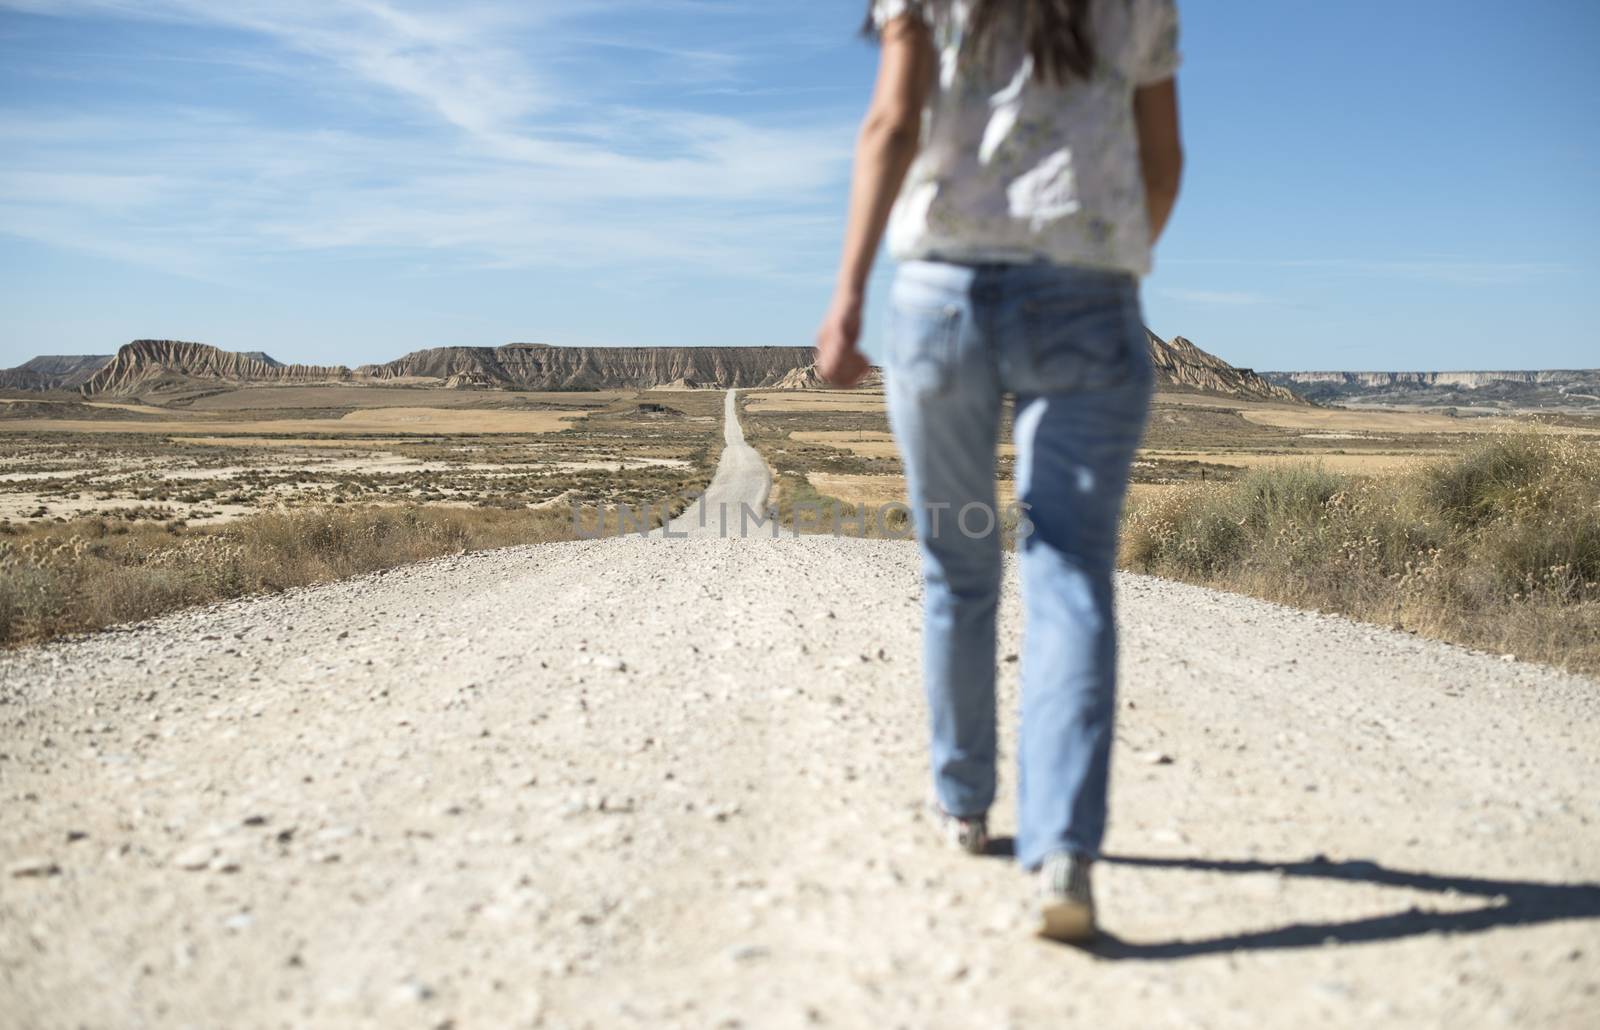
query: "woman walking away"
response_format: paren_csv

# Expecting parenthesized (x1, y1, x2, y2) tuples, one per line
(815, 0, 1183, 942)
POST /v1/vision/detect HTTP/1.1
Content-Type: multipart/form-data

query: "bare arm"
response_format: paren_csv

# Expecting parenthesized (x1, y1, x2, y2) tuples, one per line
(816, 15, 935, 387)
(1134, 77, 1184, 244)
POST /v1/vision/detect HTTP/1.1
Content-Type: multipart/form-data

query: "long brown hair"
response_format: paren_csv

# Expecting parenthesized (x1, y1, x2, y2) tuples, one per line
(864, 1, 1096, 84)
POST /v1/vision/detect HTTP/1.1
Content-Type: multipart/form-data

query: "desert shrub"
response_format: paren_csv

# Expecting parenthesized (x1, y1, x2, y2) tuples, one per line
(1120, 435, 1600, 674)
(0, 504, 578, 648)
(1424, 434, 1555, 530)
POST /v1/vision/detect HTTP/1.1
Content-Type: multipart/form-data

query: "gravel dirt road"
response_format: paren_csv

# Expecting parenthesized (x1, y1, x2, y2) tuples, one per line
(2, 394, 1597, 1029)
(660, 389, 772, 539)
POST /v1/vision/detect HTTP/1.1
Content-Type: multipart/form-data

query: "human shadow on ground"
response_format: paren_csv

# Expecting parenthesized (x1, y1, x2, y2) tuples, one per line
(984, 841, 1600, 960)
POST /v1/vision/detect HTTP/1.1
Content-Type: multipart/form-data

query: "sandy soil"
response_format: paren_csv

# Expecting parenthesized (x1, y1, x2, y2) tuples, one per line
(744, 392, 889, 414)
(1239, 408, 1600, 436)
(0, 408, 587, 437)
(805, 473, 910, 509)
(790, 431, 1020, 462)
(182, 389, 629, 412)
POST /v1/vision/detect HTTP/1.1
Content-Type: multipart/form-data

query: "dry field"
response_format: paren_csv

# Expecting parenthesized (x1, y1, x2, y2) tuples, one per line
(0, 387, 727, 645)
(746, 387, 1600, 498)
(741, 388, 1600, 673)
(177, 386, 632, 412)
(0, 390, 722, 529)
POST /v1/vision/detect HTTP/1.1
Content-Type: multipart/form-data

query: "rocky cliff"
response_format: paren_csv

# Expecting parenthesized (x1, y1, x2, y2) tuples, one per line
(1261, 368, 1600, 410)
(358, 344, 817, 391)
(772, 364, 885, 390)
(4, 333, 1305, 403)
(1146, 333, 1305, 403)
(76, 341, 353, 396)
(0, 355, 112, 392)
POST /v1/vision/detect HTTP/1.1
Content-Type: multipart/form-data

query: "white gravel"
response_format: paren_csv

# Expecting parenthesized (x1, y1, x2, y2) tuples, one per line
(660, 389, 772, 539)
(1, 396, 1597, 1029)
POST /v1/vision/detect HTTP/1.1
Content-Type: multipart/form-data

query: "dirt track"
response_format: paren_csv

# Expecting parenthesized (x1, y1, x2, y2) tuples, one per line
(2, 397, 1598, 1029)
(660, 390, 771, 539)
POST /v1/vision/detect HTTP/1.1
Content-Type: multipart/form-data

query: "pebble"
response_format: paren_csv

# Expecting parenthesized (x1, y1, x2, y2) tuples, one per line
(172, 845, 216, 871)
(7, 857, 60, 878)
(393, 979, 436, 1004)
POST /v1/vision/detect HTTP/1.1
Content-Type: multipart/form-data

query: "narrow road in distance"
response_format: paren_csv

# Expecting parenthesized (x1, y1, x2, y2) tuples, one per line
(659, 389, 773, 539)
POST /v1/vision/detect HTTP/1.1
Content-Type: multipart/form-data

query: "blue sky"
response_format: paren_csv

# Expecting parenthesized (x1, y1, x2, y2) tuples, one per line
(1, 0, 1595, 373)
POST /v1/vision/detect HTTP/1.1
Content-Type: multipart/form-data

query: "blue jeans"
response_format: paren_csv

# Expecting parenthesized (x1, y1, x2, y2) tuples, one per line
(884, 259, 1154, 870)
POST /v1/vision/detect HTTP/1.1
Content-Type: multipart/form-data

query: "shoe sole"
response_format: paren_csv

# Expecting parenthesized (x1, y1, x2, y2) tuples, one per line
(1037, 898, 1096, 943)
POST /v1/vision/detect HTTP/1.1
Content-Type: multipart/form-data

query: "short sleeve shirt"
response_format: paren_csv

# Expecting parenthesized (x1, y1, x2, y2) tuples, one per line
(870, 0, 1181, 275)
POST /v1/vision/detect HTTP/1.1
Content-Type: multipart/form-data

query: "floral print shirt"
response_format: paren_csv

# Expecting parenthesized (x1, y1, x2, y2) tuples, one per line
(871, 0, 1181, 276)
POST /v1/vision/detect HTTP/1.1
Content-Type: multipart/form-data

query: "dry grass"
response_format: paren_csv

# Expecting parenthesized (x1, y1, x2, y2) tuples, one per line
(743, 390, 889, 414)
(181, 387, 629, 411)
(1139, 450, 1442, 474)
(0, 505, 585, 648)
(1238, 407, 1600, 436)
(790, 430, 1021, 462)
(805, 473, 910, 509)
(1120, 435, 1600, 675)
(0, 407, 588, 436)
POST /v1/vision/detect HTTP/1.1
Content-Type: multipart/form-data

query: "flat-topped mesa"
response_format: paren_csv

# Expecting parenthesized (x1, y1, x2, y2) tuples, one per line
(1258, 368, 1600, 409)
(12, 334, 1308, 402)
(79, 340, 351, 396)
(0, 354, 113, 392)
(1146, 332, 1306, 404)
(1266, 369, 1589, 388)
(359, 344, 817, 391)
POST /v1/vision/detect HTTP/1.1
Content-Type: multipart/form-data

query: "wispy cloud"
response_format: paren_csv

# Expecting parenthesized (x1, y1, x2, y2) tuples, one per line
(1154, 287, 1277, 307)
(0, 0, 857, 279)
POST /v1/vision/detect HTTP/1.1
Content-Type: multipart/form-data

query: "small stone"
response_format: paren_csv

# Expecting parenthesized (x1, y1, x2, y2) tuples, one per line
(1140, 750, 1175, 766)
(393, 979, 436, 1004)
(728, 944, 770, 963)
(7, 857, 60, 878)
(173, 845, 216, 871)
(223, 911, 256, 933)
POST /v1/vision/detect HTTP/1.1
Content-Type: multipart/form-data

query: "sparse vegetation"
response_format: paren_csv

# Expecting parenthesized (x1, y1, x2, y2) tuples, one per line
(0, 505, 584, 647)
(1120, 435, 1600, 674)
(0, 389, 724, 647)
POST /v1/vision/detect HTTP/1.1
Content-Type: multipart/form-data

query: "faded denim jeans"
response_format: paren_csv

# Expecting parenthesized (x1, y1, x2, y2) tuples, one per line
(884, 259, 1154, 870)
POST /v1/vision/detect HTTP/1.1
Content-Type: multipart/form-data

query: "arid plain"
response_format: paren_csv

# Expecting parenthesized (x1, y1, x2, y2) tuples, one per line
(3, 372, 1598, 1028)
(8, 378, 1593, 534)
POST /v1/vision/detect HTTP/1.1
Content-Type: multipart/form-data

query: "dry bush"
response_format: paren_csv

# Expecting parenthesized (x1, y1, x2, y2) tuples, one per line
(1120, 435, 1600, 675)
(0, 505, 576, 647)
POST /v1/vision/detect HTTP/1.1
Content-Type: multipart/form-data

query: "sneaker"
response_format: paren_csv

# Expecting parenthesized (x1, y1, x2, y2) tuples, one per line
(930, 802, 989, 855)
(1037, 852, 1096, 942)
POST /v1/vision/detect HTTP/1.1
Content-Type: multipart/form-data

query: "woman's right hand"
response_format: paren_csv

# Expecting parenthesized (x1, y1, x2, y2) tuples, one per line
(815, 291, 872, 388)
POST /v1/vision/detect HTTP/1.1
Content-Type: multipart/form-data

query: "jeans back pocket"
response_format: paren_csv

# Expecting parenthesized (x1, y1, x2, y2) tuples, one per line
(1019, 293, 1139, 394)
(888, 300, 963, 397)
